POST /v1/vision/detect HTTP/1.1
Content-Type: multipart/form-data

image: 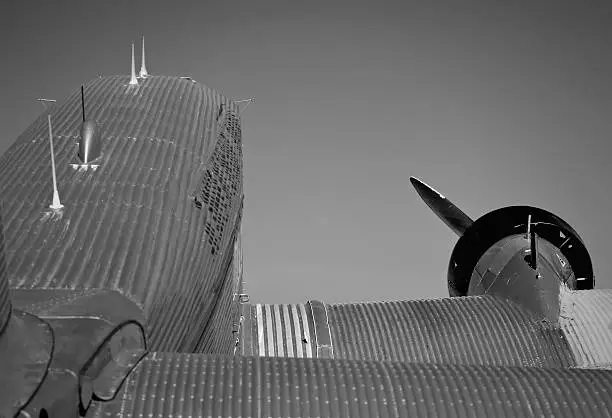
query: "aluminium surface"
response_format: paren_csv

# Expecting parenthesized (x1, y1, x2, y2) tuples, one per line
(328, 295, 574, 367)
(87, 353, 612, 418)
(559, 289, 612, 368)
(0, 75, 244, 353)
(192, 214, 243, 353)
(0, 210, 8, 333)
(240, 303, 318, 358)
(239, 291, 612, 369)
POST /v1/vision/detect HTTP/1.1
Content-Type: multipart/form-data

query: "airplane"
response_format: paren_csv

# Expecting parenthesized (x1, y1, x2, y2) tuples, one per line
(0, 40, 611, 417)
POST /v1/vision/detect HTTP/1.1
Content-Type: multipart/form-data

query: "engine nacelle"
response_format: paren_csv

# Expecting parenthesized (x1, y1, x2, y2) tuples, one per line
(410, 177, 594, 321)
(447, 206, 594, 298)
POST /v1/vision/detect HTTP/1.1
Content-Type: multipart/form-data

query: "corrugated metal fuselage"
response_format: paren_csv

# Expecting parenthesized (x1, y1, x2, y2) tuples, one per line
(0, 75, 244, 353)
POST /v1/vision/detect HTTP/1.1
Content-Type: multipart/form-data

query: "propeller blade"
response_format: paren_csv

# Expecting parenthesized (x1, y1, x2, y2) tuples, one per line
(410, 176, 474, 236)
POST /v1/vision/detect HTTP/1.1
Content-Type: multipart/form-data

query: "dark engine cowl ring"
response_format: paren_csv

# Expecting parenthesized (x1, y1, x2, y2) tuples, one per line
(447, 205, 594, 297)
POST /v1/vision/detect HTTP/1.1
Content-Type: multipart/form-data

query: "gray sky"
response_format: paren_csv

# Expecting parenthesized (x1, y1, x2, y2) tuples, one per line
(1, 0, 611, 303)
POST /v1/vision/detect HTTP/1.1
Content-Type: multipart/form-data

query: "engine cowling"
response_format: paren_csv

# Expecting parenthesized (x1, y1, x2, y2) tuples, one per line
(447, 206, 594, 298)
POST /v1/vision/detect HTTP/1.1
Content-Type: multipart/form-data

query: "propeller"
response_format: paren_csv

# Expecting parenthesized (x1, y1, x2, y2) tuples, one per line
(409, 176, 474, 236)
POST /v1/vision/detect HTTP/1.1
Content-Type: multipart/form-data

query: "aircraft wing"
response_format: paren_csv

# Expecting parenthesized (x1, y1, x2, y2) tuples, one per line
(87, 352, 612, 417)
(238, 294, 612, 369)
(85, 294, 612, 416)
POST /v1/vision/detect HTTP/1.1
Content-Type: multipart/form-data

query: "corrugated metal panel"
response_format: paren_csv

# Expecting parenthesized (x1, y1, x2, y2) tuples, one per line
(88, 352, 612, 418)
(246, 303, 315, 357)
(238, 303, 255, 356)
(193, 223, 241, 354)
(0, 273, 9, 336)
(229, 224, 244, 355)
(328, 295, 576, 367)
(0, 75, 243, 353)
(10, 288, 145, 330)
(10, 288, 101, 313)
(230, 223, 243, 299)
(0, 209, 10, 334)
(308, 300, 334, 358)
(561, 289, 612, 369)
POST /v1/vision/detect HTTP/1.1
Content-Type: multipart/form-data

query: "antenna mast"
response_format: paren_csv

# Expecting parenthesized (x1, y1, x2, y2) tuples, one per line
(37, 98, 63, 209)
(47, 115, 63, 209)
(81, 85, 86, 122)
(129, 43, 138, 85)
(139, 36, 148, 78)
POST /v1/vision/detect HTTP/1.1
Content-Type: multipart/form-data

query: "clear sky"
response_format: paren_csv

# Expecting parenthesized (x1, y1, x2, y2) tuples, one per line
(1, 0, 611, 304)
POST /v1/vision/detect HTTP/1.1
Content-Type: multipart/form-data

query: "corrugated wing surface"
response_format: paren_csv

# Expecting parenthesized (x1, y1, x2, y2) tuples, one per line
(0, 75, 243, 353)
(88, 352, 612, 418)
(561, 289, 612, 369)
(240, 303, 316, 357)
(328, 295, 576, 367)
